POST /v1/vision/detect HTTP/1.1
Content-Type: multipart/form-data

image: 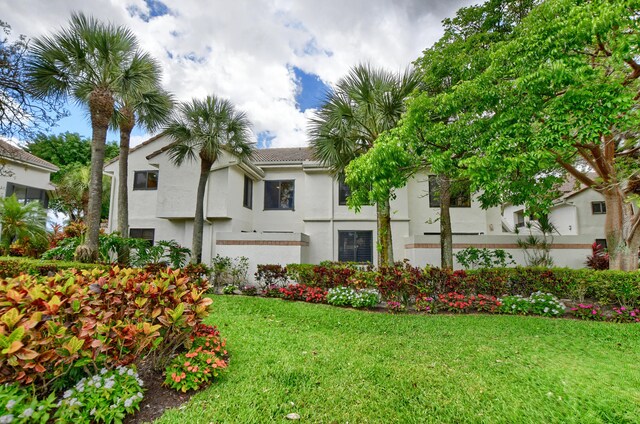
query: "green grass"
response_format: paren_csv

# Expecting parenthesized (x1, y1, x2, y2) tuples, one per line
(156, 296, 640, 424)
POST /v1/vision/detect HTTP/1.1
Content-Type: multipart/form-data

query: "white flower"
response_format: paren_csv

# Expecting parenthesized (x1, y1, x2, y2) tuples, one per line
(127, 368, 135, 377)
(19, 408, 33, 418)
(544, 307, 549, 313)
(90, 408, 96, 415)
(0, 414, 14, 424)
(124, 398, 134, 408)
(104, 379, 115, 389)
(63, 390, 73, 399)
(100, 368, 108, 375)
(136, 392, 143, 398)
(5, 400, 15, 410)
(94, 382, 102, 389)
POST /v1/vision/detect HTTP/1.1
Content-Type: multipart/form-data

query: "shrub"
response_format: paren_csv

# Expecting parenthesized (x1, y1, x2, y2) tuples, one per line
(0, 256, 107, 278)
(0, 383, 56, 424)
(310, 263, 358, 289)
(279, 284, 327, 303)
(415, 294, 436, 313)
(0, 267, 212, 391)
(437, 292, 474, 313)
(286, 263, 316, 286)
(326, 287, 380, 308)
(455, 247, 515, 269)
(586, 242, 609, 270)
(262, 284, 282, 298)
(376, 261, 424, 304)
(53, 366, 144, 423)
(222, 284, 236, 295)
(255, 265, 288, 289)
(386, 301, 405, 313)
(611, 307, 640, 323)
(570, 304, 606, 321)
(500, 292, 565, 317)
(164, 324, 228, 392)
(131, 240, 191, 269)
(239, 285, 258, 296)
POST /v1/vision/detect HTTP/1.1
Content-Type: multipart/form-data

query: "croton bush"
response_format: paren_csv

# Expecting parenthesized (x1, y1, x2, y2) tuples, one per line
(0, 267, 212, 393)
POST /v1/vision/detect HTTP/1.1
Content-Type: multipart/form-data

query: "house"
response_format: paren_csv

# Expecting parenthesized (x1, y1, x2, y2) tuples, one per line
(105, 135, 605, 277)
(0, 138, 58, 208)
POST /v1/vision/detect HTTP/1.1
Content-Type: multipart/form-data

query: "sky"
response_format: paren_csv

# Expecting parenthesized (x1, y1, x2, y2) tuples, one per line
(3, 0, 476, 148)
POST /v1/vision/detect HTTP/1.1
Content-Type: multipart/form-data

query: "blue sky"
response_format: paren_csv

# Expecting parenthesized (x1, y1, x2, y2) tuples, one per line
(5, 0, 474, 148)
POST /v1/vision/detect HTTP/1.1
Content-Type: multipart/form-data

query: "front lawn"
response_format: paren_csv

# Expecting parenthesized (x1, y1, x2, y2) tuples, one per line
(156, 296, 640, 423)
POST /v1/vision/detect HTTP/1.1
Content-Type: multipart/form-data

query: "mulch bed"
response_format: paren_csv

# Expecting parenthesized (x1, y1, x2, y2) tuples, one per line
(124, 362, 195, 424)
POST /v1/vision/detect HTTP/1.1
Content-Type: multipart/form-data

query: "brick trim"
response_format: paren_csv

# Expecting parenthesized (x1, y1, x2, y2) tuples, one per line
(405, 243, 593, 249)
(217, 240, 309, 246)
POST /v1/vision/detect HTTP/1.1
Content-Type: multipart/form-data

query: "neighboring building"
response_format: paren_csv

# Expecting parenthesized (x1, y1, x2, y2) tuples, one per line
(0, 138, 58, 208)
(105, 135, 605, 277)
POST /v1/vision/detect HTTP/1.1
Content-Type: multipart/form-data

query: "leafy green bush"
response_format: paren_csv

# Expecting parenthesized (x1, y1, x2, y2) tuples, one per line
(455, 247, 515, 269)
(0, 267, 212, 391)
(326, 286, 380, 308)
(0, 256, 107, 278)
(0, 383, 56, 424)
(53, 366, 143, 423)
(286, 263, 316, 285)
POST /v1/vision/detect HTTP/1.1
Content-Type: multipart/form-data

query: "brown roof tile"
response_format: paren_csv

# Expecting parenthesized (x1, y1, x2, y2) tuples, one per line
(0, 139, 59, 172)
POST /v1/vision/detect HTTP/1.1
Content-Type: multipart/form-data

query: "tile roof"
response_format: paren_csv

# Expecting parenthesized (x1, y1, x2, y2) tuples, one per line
(251, 147, 315, 163)
(0, 138, 59, 172)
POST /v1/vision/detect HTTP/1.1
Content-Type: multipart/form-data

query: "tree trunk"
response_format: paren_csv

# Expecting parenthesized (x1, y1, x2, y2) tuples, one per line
(192, 157, 213, 263)
(376, 198, 394, 267)
(439, 174, 453, 269)
(117, 107, 135, 264)
(76, 89, 113, 263)
(603, 190, 638, 270)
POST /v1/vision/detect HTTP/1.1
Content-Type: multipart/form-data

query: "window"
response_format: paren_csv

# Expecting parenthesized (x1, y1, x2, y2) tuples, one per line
(338, 175, 371, 206)
(338, 231, 373, 263)
(5, 183, 48, 207)
(592, 201, 606, 215)
(428, 176, 471, 208)
(515, 211, 526, 228)
(243, 176, 253, 209)
(129, 228, 155, 246)
(133, 171, 158, 190)
(264, 180, 294, 210)
(595, 238, 607, 249)
(338, 176, 351, 206)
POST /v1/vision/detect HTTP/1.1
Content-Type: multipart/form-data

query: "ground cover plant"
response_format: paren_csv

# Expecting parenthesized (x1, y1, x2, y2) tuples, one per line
(153, 296, 640, 423)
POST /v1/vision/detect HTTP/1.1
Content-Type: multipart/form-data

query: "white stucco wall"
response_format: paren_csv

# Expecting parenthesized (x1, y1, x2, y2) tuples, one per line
(0, 161, 54, 197)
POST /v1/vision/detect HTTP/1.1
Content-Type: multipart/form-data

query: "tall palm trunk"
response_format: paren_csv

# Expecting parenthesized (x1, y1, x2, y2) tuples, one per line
(604, 189, 639, 270)
(117, 107, 135, 264)
(376, 199, 394, 267)
(77, 89, 114, 263)
(192, 156, 214, 263)
(439, 174, 453, 269)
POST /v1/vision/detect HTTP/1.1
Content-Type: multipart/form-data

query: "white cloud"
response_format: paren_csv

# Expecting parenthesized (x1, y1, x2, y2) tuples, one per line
(2, 0, 476, 148)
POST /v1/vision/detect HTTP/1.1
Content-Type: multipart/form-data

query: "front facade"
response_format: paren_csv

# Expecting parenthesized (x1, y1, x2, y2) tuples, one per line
(0, 139, 58, 208)
(105, 136, 607, 278)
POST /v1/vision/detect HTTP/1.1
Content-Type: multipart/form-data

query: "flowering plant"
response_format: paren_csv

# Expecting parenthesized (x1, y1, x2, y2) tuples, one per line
(53, 366, 144, 423)
(437, 292, 474, 313)
(279, 284, 327, 303)
(164, 325, 228, 392)
(262, 284, 282, 298)
(0, 383, 56, 424)
(386, 301, 405, 313)
(415, 294, 436, 313)
(239, 285, 258, 296)
(326, 287, 380, 308)
(500, 292, 565, 317)
(611, 307, 640, 323)
(570, 303, 606, 321)
(351, 289, 380, 308)
(222, 284, 236, 295)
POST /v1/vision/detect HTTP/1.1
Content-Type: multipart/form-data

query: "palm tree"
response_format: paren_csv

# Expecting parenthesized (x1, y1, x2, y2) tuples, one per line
(27, 13, 156, 262)
(309, 63, 419, 267)
(164, 96, 253, 263)
(52, 164, 111, 222)
(0, 195, 47, 254)
(112, 57, 173, 259)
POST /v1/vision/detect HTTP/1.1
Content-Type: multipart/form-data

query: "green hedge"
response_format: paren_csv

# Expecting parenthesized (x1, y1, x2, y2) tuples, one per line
(282, 262, 640, 308)
(0, 256, 108, 278)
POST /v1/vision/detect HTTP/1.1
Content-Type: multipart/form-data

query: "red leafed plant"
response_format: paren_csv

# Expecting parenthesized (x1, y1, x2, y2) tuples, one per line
(0, 266, 213, 393)
(586, 242, 609, 270)
(279, 284, 327, 303)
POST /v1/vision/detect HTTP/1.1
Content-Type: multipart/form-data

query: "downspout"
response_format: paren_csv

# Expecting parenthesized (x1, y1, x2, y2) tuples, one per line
(331, 177, 335, 261)
(203, 169, 213, 263)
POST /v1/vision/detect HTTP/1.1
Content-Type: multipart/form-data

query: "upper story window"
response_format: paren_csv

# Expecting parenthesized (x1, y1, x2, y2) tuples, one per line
(129, 228, 155, 246)
(592, 201, 606, 215)
(428, 176, 471, 208)
(243, 175, 253, 209)
(338, 176, 351, 206)
(338, 175, 371, 206)
(264, 180, 295, 210)
(338, 230, 373, 263)
(133, 170, 158, 190)
(5, 183, 48, 208)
